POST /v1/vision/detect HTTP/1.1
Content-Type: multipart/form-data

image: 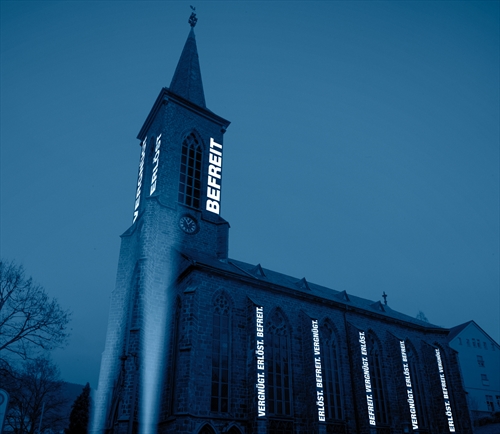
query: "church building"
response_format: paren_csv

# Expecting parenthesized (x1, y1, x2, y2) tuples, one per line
(93, 15, 473, 434)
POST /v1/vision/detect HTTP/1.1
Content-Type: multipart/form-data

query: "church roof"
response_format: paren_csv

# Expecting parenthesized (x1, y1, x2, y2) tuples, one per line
(179, 248, 445, 332)
(447, 320, 499, 345)
(169, 28, 206, 108)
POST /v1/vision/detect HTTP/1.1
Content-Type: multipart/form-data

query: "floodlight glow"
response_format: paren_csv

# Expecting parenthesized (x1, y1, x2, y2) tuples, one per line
(255, 306, 266, 417)
(399, 341, 418, 430)
(358, 331, 375, 426)
(206, 138, 223, 214)
(133, 138, 147, 223)
(150, 134, 162, 195)
(435, 349, 456, 432)
(139, 273, 171, 434)
(311, 320, 325, 422)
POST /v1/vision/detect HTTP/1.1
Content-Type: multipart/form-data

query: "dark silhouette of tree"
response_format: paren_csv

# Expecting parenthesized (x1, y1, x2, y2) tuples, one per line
(66, 383, 91, 434)
(0, 260, 71, 359)
(1, 356, 69, 434)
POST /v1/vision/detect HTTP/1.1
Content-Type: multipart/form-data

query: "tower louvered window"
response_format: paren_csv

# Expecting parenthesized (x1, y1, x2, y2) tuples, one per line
(178, 133, 202, 208)
(321, 323, 343, 420)
(211, 294, 230, 412)
(368, 334, 389, 425)
(267, 310, 292, 416)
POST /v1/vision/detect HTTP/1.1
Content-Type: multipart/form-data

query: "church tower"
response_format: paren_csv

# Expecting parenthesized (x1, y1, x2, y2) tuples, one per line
(92, 13, 230, 434)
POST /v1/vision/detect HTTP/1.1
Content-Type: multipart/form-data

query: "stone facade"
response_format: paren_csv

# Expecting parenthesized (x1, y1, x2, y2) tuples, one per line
(92, 24, 473, 434)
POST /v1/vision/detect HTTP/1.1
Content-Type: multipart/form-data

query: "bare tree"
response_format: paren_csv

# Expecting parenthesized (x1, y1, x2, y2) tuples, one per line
(0, 260, 71, 359)
(1, 356, 69, 434)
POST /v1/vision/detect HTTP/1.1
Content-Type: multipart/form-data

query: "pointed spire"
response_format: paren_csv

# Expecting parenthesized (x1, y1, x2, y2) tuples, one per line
(169, 22, 206, 108)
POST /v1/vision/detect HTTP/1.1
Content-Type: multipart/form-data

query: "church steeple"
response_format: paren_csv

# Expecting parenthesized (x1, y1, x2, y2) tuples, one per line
(169, 20, 206, 108)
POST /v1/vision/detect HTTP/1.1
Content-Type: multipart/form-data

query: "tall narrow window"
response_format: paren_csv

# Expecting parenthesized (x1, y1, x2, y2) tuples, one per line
(321, 322, 343, 420)
(178, 133, 202, 208)
(211, 294, 230, 412)
(267, 310, 292, 416)
(368, 334, 389, 425)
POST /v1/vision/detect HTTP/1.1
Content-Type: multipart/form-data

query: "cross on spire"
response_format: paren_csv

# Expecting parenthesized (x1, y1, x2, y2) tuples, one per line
(382, 291, 388, 305)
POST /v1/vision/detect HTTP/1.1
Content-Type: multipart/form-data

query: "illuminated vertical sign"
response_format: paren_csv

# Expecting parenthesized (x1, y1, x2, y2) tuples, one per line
(359, 331, 376, 426)
(435, 349, 456, 432)
(255, 306, 266, 417)
(133, 137, 147, 223)
(311, 320, 325, 421)
(150, 134, 162, 195)
(206, 138, 223, 214)
(400, 341, 419, 430)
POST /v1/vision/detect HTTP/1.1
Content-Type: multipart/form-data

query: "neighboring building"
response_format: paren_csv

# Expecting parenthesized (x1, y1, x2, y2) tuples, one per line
(92, 15, 473, 434)
(447, 321, 500, 420)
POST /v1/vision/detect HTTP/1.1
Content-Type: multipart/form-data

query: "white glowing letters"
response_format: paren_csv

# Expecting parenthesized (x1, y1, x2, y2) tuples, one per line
(150, 134, 162, 195)
(255, 306, 266, 417)
(311, 320, 326, 422)
(435, 349, 455, 432)
(206, 138, 223, 214)
(359, 332, 376, 426)
(400, 341, 419, 430)
(133, 137, 147, 223)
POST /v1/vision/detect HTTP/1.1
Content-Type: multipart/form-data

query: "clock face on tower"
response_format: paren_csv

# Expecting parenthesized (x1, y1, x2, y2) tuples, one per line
(179, 215, 198, 234)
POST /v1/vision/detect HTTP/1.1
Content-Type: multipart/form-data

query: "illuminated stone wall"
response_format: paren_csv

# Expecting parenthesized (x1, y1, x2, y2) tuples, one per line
(146, 262, 473, 434)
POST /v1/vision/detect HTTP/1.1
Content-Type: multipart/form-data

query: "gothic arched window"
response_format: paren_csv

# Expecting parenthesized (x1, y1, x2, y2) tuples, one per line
(368, 333, 389, 425)
(321, 322, 343, 420)
(406, 341, 427, 429)
(178, 133, 202, 209)
(267, 309, 292, 416)
(211, 294, 230, 412)
(198, 424, 216, 434)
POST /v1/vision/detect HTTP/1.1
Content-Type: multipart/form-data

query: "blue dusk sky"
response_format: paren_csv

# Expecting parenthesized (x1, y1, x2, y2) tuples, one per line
(1, 1, 498, 387)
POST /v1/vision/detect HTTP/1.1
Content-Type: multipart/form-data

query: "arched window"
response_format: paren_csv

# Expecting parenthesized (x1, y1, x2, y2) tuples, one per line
(267, 309, 292, 416)
(406, 341, 428, 429)
(178, 133, 202, 208)
(321, 322, 343, 420)
(211, 293, 230, 412)
(198, 424, 216, 434)
(367, 333, 389, 425)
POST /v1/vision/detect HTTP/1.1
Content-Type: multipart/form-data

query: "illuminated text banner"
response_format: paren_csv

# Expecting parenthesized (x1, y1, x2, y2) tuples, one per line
(311, 320, 326, 421)
(400, 341, 418, 430)
(255, 306, 265, 417)
(206, 138, 223, 214)
(133, 137, 147, 223)
(435, 349, 455, 432)
(359, 331, 375, 426)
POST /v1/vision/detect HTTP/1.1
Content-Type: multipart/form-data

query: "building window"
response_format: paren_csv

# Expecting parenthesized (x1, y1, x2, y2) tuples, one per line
(486, 395, 494, 412)
(457, 337, 462, 345)
(199, 425, 216, 434)
(477, 355, 485, 367)
(368, 334, 389, 425)
(496, 395, 500, 409)
(211, 294, 230, 412)
(321, 322, 343, 420)
(466, 339, 470, 347)
(483, 342, 488, 350)
(178, 133, 202, 209)
(472, 338, 477, 347)
(268, 420, 294, 434)
(481, 374, 490, 386)
(267, 309, 292, 416)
